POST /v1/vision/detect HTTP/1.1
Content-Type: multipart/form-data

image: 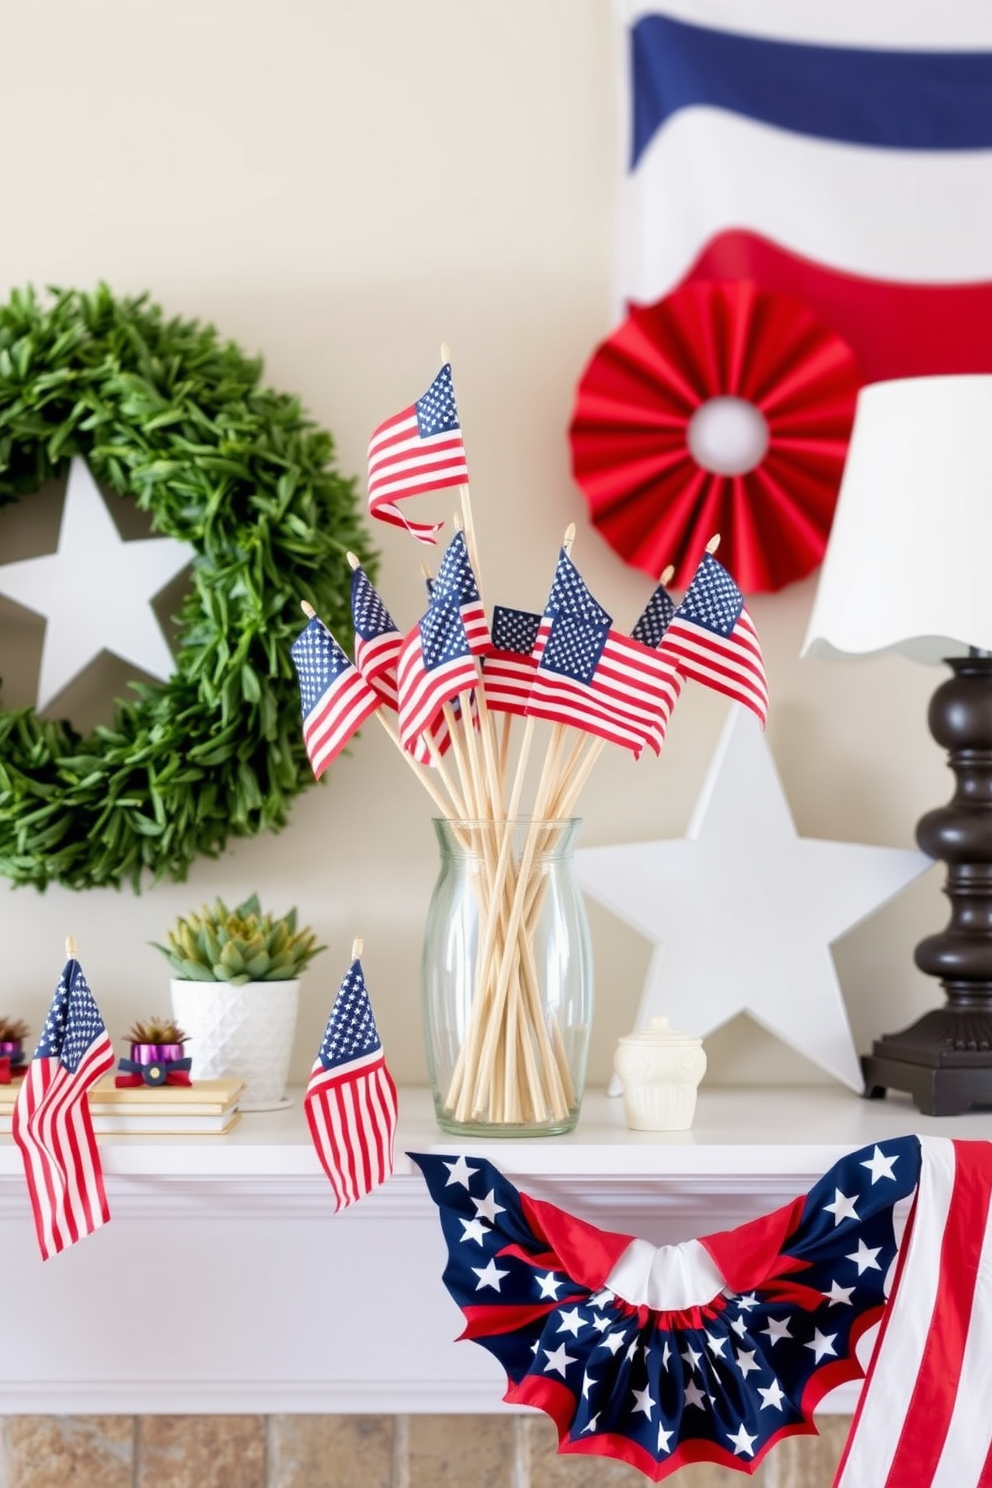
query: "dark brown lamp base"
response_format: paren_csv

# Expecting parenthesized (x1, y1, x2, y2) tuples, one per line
(862, 655, 992, 1117)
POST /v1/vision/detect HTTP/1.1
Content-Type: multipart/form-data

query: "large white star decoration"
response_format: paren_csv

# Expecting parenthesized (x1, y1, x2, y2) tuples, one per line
(536, 1272, 563, 1299)
(762, 1317, 792, 1345)
(657, 1424, 674, 1453)
(683, 1380, 707, 1409)
(823, 1279, 856, 1307)
(458, 1216, 489, 1245)
(557, 1308, 585, 1337)
(575, 706, 932, 1091)
(0, 456, 192, 710)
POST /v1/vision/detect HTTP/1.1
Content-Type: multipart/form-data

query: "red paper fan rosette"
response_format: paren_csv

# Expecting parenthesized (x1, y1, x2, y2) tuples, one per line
(568, 280, 862, 593)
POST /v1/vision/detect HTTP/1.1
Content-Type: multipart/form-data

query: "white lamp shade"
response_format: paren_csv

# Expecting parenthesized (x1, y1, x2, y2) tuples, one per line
(802, 375, 992, 664)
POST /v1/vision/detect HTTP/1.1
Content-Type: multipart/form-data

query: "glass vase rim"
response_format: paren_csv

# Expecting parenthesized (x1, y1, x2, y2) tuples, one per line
(431, 814, 582, 828)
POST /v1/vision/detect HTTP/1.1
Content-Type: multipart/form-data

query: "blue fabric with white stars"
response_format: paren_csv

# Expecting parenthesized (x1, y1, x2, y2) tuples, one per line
(411, 1137, 922, 1477)
(35, 959, 108, 1073)
(492, 606, 541, 656)
(632, 583, 676, 649)
(544, 549, 613, 626)
(677, 552, 745, 636)
(415, 363, 461, 438)
(432, 531, 480, 610)
(351, 567, 399, 643)
(419, 591, 473, 672)
(290, 617, 352, 717)
(317, 960, 382, 1071)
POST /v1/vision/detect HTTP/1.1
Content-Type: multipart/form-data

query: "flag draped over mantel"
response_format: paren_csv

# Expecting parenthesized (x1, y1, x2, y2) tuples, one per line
(615, 1, 992, 381)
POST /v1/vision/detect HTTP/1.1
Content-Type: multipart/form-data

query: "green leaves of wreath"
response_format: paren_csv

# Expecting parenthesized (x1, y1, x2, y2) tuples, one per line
(0, 285, 376, 892)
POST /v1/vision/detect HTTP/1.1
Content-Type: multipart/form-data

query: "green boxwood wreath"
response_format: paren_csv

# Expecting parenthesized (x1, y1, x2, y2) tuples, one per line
(0, 284, 377, 892)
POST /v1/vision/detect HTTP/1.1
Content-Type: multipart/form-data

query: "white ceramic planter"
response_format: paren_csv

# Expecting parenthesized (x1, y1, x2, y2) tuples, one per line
(169, 978, 301, 1112)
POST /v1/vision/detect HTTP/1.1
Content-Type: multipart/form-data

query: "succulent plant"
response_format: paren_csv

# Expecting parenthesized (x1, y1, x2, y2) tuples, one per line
(152, 894, 325, 986)
(126, 1017, 188, 1045)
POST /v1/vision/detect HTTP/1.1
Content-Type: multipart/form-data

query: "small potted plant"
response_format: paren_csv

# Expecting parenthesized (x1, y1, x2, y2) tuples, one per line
(154, 895, 325, 1111)
(117, 1017, 192, 1087)
(0, 1016, 30, 1082)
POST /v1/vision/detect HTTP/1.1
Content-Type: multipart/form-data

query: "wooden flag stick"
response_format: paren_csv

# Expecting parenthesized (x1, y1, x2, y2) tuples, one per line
(66, 935, 77, 960)
(351, 936, 363, 961)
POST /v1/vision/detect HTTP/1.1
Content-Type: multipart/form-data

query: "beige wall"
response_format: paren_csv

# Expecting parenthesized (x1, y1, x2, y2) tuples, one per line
(0, 0, 946, 1089)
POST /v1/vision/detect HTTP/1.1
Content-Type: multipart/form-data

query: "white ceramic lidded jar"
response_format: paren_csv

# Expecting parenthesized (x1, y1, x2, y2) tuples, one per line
(613, 1016, 707, 1131)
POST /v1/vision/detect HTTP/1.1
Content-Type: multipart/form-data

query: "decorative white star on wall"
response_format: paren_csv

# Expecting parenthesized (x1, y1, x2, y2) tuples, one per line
(0, 456, 193, 710)
(575, 707, 933, 1091)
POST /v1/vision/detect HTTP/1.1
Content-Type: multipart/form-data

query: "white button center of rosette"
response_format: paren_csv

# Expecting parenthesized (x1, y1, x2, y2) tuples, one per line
(687, 396, 770, 476)
(605, 1236, 728, 1311)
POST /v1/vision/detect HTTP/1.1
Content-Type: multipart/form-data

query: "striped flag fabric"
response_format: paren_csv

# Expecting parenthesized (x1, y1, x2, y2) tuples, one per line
(836, 1137, 992, 1488)
(367, 363, 469, 545)
(396, 586, 479, 754)
(12, 955, 116, 1260)
(617, 4, 992, 382)
(661, 552, 768, 726)
(291, 615, 381, 780)
(304, 955, 397, 1212)
(482, 605, 542, 717)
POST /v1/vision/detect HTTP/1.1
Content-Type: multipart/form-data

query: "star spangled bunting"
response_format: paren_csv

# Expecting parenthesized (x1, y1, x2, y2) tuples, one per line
(661, 553, 768, 726)
(432, 529, 490, 654)
(305, 957, 397, 1211)
(290, 615, 381, 780)
(396, 586, 479, 753)
(12, 957, 116, 1260)
(483, 605, 542, 717)
(366, 363, 469, 545)
(411, 1136, 921, 1481)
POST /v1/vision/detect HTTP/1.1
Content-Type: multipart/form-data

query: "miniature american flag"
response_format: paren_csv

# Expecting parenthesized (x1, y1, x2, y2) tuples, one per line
(367, 363, 469, 545)
(351, 565, 404, 705)
(291, 615, 381, 779)
(433, 530, 490, 654)
(12, 955, 116, 1260)
(397, 587, 479, 753)
(483, 605, 542, 716)
(661, 552, 768, 726)
(632, 580, 676, 649)
(305, 954, 397, 1212)
(526, 549, 680, 755)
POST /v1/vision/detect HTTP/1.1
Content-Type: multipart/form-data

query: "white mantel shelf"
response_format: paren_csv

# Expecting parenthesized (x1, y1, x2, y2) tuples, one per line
(0, 1085, 988, 1416)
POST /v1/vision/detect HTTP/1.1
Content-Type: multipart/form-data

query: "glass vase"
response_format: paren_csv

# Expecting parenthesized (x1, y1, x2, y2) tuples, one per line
(421, 816, 594, 1137)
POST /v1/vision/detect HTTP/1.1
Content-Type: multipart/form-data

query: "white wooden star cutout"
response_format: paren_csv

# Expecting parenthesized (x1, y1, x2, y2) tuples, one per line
(0, 456, 192, 710)
(575, 707, 933, 1092)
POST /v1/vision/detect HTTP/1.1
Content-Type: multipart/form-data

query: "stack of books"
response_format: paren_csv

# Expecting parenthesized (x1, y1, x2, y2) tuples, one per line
(0, 1077, 246, 1135)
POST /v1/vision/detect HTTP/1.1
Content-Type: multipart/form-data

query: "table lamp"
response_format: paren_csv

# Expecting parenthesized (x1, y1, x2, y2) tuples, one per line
(802, 374, 992, 1116)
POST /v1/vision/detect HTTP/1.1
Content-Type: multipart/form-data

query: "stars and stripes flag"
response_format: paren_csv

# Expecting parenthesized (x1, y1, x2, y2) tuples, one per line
(396, 582, 479, 754)
(526, 549, 681, 756)
(12, 955, 116, 1260)
(304, 955, 397, 1212)
(367, 363, 470, 545)
(660, 553, 768, 726)
(482, 605, 542, 717)
(617, 4, 992, 383)
(291, 614, 382, 780)
(411, 1137, 924, 1481)
(351, 564, 404, 704)
(631, 578, 684, 745)
(350, 564, 452, 765)
(432, 529, 490, 655)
